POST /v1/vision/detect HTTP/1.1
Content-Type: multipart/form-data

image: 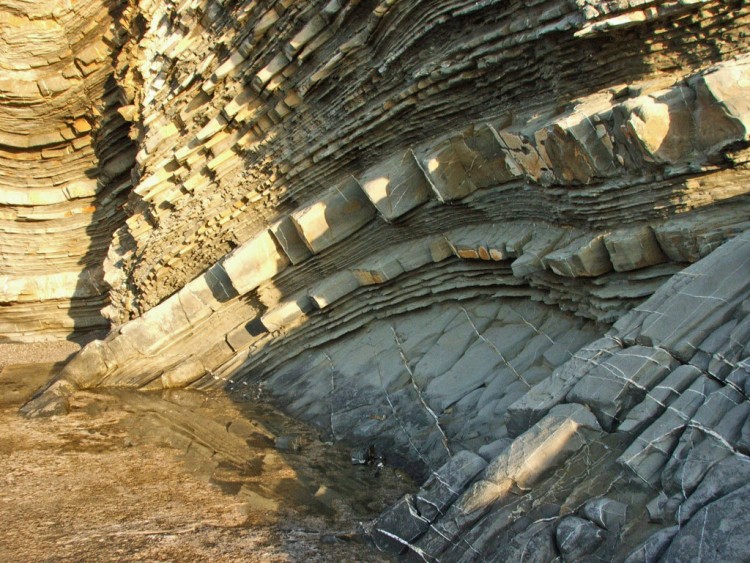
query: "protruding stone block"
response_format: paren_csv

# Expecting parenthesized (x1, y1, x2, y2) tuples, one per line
(372, 495, 429, 554)
(358, 149, 431, 220)
(567, 345, 678, 431)
(691, 56, 750, 154)
(270, 216, 313, 265)
(223, 230, 290, 295)
(308, 270, 360, 309)
(544, 233, 613, 277)
(505, 337, 621, 437)
(290, 177, 377, 254)
(415, 450, 487, 521)
(544, 101, 619, 183)
(161, 359, 206, 388)
(351, 257, 404, 285)
(420, 124, 519, 202)
(261, 295, 314, 332)
(511, 226, 566, 277)
(604, 226, 668, 272)
(619, 88, 695, 164)
(555, 516, 606, 561)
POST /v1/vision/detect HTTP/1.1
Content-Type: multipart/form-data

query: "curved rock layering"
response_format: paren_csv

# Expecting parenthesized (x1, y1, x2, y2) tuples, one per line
(8, 0, 750, 560)
(0, 0, 137, 341)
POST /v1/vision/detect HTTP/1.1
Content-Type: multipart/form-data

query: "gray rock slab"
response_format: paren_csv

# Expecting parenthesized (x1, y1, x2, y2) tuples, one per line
(638, 232, 750, 361)
(504, 336, 621, 437)
(618, 375, 718, 486)
(371, 494, 430, 554)
(358, 149, 432, 221)
(604, 226, 667, 272)
(623, 525, 678, 563)
(415, 450, 488, 521)
(678, 454, 750, 524)
(491, 519, 558, 563)
(290, 176, 377, 254)
(580, 497, 628, 531)
(567, 345, 678, 431)
(663, 482, 750, 562)
(555, 515, 606, 560)
(618, 364, 702, 435)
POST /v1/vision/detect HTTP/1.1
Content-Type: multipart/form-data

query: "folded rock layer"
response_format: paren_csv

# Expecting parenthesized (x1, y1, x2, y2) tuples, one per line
(0, 0, 137, 341)
(8, 0, 750, 560)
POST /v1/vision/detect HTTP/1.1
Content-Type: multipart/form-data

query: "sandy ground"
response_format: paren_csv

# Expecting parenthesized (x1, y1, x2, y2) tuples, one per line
(0, 340, 81, 370)
(0, 351, 404, 562)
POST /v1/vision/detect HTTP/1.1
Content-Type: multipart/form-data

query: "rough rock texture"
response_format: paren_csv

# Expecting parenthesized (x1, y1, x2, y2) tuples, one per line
(7, 0, 750, 560)
(0, 0, 137, 341)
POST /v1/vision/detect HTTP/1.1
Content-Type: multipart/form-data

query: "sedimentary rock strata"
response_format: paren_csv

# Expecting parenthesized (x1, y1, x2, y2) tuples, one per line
(7, 0, 750, 560)
(0, 0, 137, 340)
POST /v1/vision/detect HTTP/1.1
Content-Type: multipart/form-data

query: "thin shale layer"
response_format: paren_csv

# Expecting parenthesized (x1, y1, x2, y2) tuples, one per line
(7, 0, 750, 560)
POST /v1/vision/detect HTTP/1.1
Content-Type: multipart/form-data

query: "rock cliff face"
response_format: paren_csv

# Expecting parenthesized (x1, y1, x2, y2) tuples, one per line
(8, 0, 750, 560)
(0, 0, 136, 340)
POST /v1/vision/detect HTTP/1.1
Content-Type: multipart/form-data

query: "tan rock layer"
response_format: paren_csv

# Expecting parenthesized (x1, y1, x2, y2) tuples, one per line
(0, 0, 137, 341)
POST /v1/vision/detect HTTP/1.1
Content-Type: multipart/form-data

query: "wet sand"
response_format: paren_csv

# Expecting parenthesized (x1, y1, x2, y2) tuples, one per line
(0, 353, 411, 562)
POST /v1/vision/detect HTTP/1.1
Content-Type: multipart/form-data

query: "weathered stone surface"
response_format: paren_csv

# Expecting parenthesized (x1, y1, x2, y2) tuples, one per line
(691, 57, 750, 154)
(618, 365, 702, 435)
(372, 494, 429, 555)
(493, 519, 559, 563)
(544, 234, 613, 278)
(359, 149, 432, 221)
(623, 526, 679, 563)
(567, 345, 679, 431)
(414, 450, 487, 522)
(618, 375, 719, 486)
(678, 454, 750, 525)
(580, 497, 628, 532)
(8, 1, 750, 561)
(556, 515, 607, 560)
(504, 336, 621, 437)
(269, 217, 312, 266)
(290, 177, 377, 254)
(222, 231, 290, 295)
(663, 483, 750, 562)
(604, 226, 668, 273)
(161, 359, 206, 389)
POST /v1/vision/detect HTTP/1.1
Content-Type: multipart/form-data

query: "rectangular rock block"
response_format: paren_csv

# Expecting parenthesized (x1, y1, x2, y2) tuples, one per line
(270, 216, 312, 265)
(358, 149, 431, 220)
(544, 233, 613, 277)
(308, 270, 360, 309)
(418, 124, 519, 202)
(261, 295, 314, 332)
(604, 225, 668, 272)
(691, 55, 750, 155)
(290, 177, 377, 254)
(415, 450, 487, 521)
(222, 230, 290, 295)
(567, 345, 679, 431)
(638, 232, 750, 360)
(504, 337, 621, 437)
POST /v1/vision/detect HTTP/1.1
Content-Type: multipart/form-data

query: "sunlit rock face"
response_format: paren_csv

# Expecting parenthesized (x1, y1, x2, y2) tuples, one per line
(0, 0, 136, 341)
(12, 0, 750, 560)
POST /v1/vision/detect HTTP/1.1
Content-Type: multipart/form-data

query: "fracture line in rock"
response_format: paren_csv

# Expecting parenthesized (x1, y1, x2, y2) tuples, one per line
(391, 324, 452, 457)
(460, 306, 530, 388)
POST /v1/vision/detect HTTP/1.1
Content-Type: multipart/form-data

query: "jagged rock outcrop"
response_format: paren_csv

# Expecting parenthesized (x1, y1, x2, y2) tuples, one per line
(8, 0, 750, 560)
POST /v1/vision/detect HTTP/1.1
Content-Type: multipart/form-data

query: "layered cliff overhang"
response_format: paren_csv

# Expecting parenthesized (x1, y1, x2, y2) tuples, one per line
(8, 0, 750, 560)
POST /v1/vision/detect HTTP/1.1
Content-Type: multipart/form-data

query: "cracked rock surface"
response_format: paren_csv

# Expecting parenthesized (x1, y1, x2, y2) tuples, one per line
(4, 0, 750, 560)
